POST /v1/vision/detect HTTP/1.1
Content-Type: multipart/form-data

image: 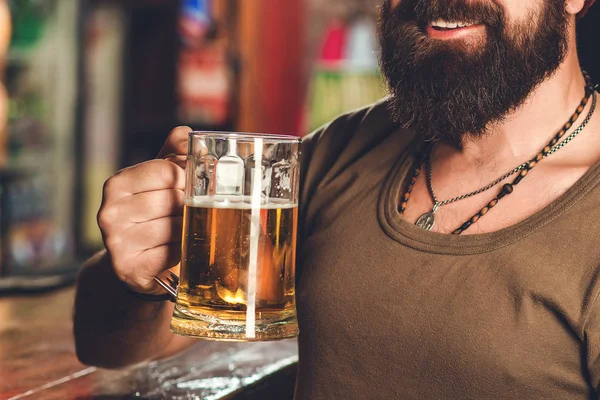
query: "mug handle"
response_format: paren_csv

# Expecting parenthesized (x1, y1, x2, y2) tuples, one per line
(153, 270, 179, 301)
(154, 153, 185, 301)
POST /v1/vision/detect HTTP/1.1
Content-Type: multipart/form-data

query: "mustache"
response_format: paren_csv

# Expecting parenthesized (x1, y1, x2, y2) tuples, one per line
(388, 0, 504, 27)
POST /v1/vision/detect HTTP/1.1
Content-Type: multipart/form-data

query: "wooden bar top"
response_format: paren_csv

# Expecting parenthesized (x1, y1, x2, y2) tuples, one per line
(0, 287, 298, 399)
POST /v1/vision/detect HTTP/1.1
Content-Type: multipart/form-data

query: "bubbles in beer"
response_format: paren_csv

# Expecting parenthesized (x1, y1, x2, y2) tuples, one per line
(172, 197, 298, 340)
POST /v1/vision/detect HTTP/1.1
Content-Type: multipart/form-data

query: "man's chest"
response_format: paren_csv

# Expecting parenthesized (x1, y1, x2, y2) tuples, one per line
(401, 160, 593, 235)
(296, 198, 595, 398)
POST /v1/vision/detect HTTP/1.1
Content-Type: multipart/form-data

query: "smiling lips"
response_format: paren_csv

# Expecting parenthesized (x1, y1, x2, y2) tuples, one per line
(426, 19, 485, 39)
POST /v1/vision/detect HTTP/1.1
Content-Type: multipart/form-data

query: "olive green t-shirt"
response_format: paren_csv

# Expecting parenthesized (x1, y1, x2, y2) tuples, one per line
(294, 99, 600, 399)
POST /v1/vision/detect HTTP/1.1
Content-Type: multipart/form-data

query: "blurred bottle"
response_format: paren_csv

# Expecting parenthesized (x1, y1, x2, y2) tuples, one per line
(177, 0, 233, 128)
(308, 19, 348, 130)
(179, 0, 211, 48)
(320, 19, 348, 69)
(0, 0, 11, 161)
(308, 15, 385, 131)
(345, 17, 378, 72)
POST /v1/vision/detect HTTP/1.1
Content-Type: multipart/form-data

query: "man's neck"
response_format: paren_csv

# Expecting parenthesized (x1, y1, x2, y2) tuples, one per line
(446, 39, 588, 168)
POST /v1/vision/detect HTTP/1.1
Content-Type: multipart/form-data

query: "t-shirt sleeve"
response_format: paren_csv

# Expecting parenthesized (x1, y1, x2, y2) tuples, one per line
(295, 99, 399, 279)
(295, 111, 366, 278)
(296, 123, 329, 279)
(298, 102, 389, 221)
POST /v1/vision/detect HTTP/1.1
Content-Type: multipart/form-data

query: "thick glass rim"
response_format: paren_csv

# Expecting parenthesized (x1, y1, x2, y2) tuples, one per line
(189, 130, 301, 143)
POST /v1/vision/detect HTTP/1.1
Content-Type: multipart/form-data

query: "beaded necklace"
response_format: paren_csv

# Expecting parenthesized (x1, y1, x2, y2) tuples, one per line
(399, 74, 597, 235)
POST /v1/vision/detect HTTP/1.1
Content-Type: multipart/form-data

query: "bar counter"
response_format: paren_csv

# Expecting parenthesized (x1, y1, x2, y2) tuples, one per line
(0, 287, 298, 400)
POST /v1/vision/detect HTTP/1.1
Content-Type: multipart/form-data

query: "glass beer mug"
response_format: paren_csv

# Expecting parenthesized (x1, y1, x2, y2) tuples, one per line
(159, 132, 300, 341)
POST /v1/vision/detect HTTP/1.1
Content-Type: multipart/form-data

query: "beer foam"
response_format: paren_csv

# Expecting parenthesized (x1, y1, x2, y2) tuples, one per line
(186, 195, 297, 209)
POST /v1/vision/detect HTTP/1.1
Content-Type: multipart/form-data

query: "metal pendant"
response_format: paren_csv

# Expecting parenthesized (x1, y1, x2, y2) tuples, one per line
(415, 202, 440, 231)
(415, 212, 435, 231)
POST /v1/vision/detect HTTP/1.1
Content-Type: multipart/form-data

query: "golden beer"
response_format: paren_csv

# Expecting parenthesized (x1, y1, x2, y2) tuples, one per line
(171, 201, 299, 341)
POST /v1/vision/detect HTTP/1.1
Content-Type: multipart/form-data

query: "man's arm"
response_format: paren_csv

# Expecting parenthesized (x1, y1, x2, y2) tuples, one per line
(74, 251, 195, 369)
(74, 127, 196, 368)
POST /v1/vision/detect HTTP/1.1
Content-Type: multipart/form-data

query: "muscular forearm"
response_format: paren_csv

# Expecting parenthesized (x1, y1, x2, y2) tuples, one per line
(73, 251, 194, 368)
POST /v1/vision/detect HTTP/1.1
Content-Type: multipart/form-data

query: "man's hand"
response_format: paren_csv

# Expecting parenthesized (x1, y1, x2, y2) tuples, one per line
(97, 126, 190, 294)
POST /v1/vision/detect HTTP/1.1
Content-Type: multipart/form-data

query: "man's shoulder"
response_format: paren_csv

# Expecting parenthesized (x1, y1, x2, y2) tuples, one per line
(302, 97, 397, 147)
(301, 97, 415, 166)
(299, 98, 415, 205)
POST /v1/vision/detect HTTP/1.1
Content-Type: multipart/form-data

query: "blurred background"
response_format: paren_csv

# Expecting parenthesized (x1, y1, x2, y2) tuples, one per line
(0, 0, 597, 283)
(0, 1, 599, 399)
(0, 0, 388, 285)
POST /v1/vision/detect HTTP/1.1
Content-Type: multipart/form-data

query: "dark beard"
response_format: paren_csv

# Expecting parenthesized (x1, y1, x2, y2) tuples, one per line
(377, 0, 569, 148)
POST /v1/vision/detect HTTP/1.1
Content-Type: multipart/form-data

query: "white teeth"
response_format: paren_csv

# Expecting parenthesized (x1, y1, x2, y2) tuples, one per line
(430, 19, 476, 29)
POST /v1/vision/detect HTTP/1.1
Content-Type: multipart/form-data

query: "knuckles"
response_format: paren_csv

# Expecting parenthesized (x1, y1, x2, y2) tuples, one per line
(103, 234, 123, 255)
(97, 205, 119, 232)
(101, 175, 119, 200)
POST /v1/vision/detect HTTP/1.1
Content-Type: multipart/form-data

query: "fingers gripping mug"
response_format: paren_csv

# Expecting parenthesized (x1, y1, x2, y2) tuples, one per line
(157, 132, 301, 341)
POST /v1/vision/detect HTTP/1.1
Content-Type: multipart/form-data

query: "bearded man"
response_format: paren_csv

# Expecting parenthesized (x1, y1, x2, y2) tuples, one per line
(74, 0, 600, 398)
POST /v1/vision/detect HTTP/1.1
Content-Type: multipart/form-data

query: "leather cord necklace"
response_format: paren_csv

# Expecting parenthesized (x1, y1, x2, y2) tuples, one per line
(399, 74, 597, 234)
